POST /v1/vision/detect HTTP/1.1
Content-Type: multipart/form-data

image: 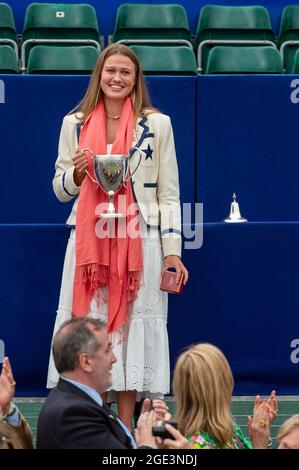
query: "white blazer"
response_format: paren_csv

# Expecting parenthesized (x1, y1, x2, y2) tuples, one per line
(53, 111, 181, 257)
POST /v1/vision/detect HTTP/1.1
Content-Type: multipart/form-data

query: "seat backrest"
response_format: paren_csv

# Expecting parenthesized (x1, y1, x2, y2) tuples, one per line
(195, 5, 274, 49)
(206, 46, 283, 74)
(27, 46, 99, 74)
(0, 2, 17, 41)
(291, 48, 299, 73)
(113, 3, 191, 43)
(278, 6, 299, 71)
(283, 45, 299, 73)
(0, 44, 18, 72)
(23, 3, 99, 40)
(27, 44, 99, 74)
(130, 45, 197, 75)
(279, 5, 299, 43)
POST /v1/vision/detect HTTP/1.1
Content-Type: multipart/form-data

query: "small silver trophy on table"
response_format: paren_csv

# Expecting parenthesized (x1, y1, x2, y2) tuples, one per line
(82, 147, 142, 218)
(224, 193, 248, 223)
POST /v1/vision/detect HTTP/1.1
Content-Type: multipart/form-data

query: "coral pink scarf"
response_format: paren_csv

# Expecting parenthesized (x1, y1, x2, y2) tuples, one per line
(72, 97, 143, 334)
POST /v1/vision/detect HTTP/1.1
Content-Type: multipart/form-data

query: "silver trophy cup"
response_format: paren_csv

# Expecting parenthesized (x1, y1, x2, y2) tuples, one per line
(82, 147, 142, 218)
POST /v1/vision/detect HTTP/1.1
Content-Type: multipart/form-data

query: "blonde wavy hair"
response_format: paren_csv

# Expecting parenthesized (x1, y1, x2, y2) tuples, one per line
(173, 343, 235, 447)
(74, 44, 158, 122)
(277, 414, 299, 441)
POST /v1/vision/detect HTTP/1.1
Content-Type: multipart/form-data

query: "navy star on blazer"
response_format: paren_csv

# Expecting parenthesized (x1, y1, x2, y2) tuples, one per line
(142, 143, 153, 161)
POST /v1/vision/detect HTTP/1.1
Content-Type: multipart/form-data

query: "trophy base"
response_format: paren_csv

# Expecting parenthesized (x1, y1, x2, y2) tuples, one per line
(100, 213, 125, 219)
(224, 217, 248, 223)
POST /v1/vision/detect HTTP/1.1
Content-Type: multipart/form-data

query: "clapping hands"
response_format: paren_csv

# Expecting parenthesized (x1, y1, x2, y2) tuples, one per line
(0, 357, 16, 417)
(248, 390, 277, 449)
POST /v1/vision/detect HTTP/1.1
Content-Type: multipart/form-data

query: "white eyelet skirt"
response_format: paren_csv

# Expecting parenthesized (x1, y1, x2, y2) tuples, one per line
(46, 226, 169, 400)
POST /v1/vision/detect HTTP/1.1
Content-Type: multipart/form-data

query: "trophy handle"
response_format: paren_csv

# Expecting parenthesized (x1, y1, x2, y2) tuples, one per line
(81, 147, 98, 184)
(128, 146, 143, 178)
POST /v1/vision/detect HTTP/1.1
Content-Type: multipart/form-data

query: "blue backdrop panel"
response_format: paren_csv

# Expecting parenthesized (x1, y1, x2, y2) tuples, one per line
(0, 224, 69, 396)
(168, 222, 299, 395)
(197, 75, 299, 222)
(1, 221, 298, 396)
(0, 75, 195, 223)
(0, 75, 89, 224)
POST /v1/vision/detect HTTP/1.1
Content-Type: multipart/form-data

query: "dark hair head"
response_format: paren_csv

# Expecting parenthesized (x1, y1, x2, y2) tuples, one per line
(52, 318, 106, 374)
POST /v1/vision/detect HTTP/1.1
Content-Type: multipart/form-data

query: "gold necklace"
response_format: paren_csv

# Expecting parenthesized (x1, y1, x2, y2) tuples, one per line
(105, 112, 120, 120)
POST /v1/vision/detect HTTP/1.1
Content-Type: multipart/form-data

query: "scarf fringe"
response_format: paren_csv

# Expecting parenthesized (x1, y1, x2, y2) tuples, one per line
(109, 305, 133, 343)
(79, 263, 109, 293)
(94, 286, 108, 307)
(126, 270, 143, 302)
(109, 324, 127, 344)
(108, 274, 141, 337)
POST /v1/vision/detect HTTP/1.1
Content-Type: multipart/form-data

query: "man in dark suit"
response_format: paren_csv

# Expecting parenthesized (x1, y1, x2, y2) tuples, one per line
(37, 317, 157, 449)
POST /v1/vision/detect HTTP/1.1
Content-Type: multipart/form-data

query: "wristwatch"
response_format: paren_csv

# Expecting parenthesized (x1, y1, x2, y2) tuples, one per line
(268, 436, 273, 448)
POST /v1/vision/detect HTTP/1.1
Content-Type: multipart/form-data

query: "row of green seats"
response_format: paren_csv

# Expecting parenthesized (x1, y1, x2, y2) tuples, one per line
(112, 4, 299, 73)
(109, 4, 299, 74)
(0, 2, 102, 72)
(0, 44, 100, 74)
(132, 45, 286, 75)
(195, 5, 299, 73)
(0, 43, 291, 75)
(2, 3, 299, 74)
(0, 44, 198, 75)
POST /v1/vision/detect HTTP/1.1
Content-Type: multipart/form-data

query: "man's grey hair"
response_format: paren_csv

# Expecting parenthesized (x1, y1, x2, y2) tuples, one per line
(52, 318, 107, 374)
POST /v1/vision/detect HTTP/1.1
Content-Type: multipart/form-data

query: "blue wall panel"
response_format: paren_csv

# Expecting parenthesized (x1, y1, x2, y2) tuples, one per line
(197, 75, 299, 222)
(168, 222, 299, 395)
(0, 225, 69, 396)
(3, 222, 299, 396)
(0, 75, 89, 223)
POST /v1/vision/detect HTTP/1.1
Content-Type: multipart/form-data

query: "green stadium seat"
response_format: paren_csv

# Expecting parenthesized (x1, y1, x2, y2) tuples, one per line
(27, 45, 99, 74)
(113, 4, 192, 47)
(130, 45, 197, 75)
(290, 48, 299, 73)
(0, 3, 18, 58)
(21, 3, 101, 71)
(0, 44, 18, 73)
(195, 5, 276, 73)
(279, 6, 299, 73)
(206, 46, 283, 75)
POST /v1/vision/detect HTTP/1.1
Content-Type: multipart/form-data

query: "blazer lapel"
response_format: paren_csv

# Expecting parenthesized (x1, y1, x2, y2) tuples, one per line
(101, 402, 122, 428)
(133, 116, 154, 148)
(130, 116, 155, 174)
(57, 379, 133, 448)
